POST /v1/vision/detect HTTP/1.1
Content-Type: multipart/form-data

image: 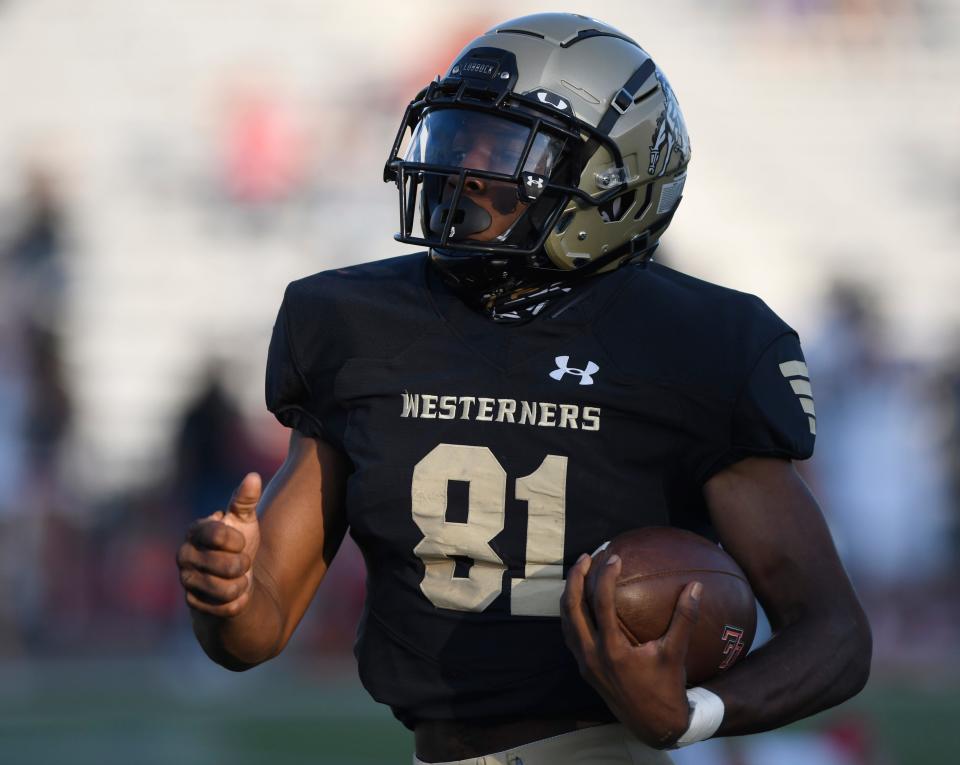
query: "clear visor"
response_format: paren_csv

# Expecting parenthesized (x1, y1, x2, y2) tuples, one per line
(404, 109, 563, 177)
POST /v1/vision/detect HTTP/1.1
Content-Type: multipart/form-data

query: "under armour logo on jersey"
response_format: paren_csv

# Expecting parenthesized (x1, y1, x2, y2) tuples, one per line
(779, 360, 816, 435)
(549, 356, 599, 385)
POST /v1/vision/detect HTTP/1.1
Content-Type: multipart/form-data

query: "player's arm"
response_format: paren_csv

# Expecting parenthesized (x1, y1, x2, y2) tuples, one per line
(699, 456, 871, 734)
(561, 457, 871, 748)
(177, 430, 349, 671)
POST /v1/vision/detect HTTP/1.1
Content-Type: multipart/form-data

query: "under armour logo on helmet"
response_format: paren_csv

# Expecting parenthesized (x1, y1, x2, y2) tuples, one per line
(520, 172, 547, 202)
(535, 90, 571, 114)
(549, 356, 599, 385)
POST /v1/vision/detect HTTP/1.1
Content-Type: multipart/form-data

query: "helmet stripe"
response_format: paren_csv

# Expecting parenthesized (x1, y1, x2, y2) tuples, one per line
(596, 58, 656, 135)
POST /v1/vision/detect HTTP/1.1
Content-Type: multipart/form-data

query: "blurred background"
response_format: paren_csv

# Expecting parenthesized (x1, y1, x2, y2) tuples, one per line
(0, 0, 957, 763)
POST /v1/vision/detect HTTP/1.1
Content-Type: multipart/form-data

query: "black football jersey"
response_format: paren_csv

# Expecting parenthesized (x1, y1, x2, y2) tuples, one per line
(265, 253, 815, 728)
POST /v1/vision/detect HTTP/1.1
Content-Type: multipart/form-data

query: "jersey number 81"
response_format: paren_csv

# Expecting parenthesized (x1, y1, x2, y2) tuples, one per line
(411, 443, 568, 617)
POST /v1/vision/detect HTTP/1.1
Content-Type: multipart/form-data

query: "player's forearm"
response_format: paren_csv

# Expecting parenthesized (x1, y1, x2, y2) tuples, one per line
(189, 575, 286, 671)
(703, 606, 872, 736)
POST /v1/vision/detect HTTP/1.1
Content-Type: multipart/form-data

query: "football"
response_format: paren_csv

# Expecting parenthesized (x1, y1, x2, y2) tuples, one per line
(586, 527, 757, 685)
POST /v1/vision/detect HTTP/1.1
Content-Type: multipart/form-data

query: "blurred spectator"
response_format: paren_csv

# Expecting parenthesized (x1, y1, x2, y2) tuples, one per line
(0, 163, 73, 654)
(216, 79, 307, 234)
(172, 367, 259, 522)
(808, 281, 952, 587)
(2, 163, 69, 328)
(0, 268, 28, 520)
(0, 162, 73, 500)
(806, 280, 957, 670)
(21, 322, 72, 474)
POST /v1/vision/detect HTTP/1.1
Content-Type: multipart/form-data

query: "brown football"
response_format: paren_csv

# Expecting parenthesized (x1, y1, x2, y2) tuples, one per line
(586, 526, 756, 685)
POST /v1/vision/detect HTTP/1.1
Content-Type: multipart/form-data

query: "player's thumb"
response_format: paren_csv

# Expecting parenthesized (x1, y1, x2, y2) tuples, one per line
(665, 581, 702, 656)
(225, 472, 262, 523)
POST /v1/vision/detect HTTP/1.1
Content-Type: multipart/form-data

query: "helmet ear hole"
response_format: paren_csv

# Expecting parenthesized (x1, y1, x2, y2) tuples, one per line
(632, 183, 654, 220)
(554, 210, 575, 234)
(598, 191, 636, 223)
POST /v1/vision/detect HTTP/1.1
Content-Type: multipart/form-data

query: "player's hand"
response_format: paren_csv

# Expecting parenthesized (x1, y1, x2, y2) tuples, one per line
(177, 473, 262, 618)
(560, 553, 701, 748)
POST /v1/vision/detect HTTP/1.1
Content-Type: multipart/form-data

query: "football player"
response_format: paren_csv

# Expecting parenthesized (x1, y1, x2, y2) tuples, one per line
(177, 13, 871, 764)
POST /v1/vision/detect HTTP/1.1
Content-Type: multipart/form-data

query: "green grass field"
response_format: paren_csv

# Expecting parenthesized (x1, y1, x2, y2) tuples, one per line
(1, 655, 956, 765)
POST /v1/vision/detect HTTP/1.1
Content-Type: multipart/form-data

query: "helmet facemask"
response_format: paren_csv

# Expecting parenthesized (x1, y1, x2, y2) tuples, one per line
(385, 79, 639, 288)
(390, 100, 577, 258)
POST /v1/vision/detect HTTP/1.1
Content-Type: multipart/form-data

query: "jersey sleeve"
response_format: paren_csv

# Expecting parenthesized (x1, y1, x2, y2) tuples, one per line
(264, 283, 342, 446)
(694, 332, 817, 483)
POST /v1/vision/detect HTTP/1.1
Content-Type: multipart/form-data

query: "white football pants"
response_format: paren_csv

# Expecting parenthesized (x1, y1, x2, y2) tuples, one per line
(413, 723, 674, 765)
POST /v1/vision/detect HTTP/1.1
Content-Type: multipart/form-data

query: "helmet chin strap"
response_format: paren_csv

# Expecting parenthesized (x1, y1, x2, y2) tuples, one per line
(428, 244, 623, 322)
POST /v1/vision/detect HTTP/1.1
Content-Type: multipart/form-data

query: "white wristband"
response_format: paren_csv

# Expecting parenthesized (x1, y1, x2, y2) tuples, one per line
(674, 687, 725, 747)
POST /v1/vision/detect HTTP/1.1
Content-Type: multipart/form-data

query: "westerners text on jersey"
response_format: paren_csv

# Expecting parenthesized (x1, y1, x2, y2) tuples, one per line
(401, 392, 600, 431)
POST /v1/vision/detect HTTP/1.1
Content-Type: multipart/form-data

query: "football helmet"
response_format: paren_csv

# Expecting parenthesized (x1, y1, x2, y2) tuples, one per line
(384, 13, 691, 310)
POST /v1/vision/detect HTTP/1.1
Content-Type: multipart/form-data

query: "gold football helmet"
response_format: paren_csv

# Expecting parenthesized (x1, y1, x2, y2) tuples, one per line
(384, 13, 691, 307)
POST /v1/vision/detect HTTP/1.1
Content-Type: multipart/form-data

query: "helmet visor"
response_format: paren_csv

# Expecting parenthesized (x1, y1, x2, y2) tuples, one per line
(404, 109, 562, 177)
(402, 110, 565, 244)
